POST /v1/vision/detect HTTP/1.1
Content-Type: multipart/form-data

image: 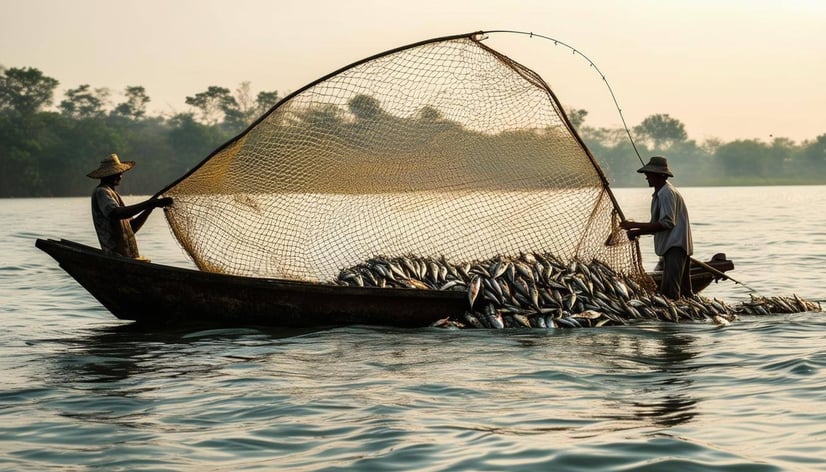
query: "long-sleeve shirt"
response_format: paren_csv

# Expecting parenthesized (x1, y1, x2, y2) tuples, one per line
(650, 181, 693, 256)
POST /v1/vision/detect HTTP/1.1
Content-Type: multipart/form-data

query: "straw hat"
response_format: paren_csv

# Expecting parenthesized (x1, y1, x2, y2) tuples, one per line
(86, 154, 135, 179)
(636, 156, 673, 177)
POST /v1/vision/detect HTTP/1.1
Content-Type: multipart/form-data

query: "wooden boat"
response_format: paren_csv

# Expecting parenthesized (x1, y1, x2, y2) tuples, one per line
(36, 238, 467, 327)
(36, 238, 734, 327)
(650, 253, 735, 294)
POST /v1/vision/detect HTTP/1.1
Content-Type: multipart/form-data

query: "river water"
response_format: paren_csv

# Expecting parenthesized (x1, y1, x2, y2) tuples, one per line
(1, 186, 824, 471)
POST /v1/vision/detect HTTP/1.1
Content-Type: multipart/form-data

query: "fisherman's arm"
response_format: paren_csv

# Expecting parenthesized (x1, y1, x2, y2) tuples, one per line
(108, 196, 173, 233)
(620, 189, 676, 238)
(620, 220, 668, 239)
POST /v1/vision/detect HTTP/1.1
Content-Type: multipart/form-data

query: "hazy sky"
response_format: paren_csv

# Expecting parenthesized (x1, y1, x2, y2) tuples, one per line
(2, 0, 824, 142)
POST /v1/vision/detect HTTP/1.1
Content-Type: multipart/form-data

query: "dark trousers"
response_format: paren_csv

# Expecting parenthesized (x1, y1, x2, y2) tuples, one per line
(660, 247, 693, 299)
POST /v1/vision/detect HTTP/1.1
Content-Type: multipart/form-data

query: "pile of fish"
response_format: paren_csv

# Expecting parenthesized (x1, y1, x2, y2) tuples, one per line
(333, 253, 820, 329)
(737, 294, 821, 315)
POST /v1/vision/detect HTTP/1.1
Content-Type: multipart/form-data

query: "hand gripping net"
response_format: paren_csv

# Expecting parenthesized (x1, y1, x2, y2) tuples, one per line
(160, 32, 646, 284)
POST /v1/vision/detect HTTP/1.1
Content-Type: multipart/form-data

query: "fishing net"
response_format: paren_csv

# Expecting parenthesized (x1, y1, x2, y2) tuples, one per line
(160, 32, 646, 284)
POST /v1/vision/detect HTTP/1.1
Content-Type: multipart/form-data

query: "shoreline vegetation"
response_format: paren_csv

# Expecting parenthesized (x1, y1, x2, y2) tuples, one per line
(1, 66, 824, 198)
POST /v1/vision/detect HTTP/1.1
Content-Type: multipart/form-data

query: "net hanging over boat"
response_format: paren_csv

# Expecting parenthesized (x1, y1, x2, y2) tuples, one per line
(160, 32, 645, 284)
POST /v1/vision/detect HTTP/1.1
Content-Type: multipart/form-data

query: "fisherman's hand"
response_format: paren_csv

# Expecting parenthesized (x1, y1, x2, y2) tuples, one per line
(155, 197, 174, 208)
(626, 229, 641, 240)
(619, 220, 636, 230)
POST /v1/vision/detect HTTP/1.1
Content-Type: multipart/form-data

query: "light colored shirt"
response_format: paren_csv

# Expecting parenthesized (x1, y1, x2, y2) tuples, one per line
(91, 185, 140, 258)
(650, 181, 693, 256)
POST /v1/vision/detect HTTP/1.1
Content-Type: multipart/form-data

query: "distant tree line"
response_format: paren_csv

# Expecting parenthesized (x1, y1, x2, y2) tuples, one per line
(568, 109, 826, 187)
(0, 65, 824, 197)
(0, 66, 279, 197)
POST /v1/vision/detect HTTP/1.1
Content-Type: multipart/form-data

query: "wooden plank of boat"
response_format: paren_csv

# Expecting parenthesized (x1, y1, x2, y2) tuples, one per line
(35, 238, 467, 327)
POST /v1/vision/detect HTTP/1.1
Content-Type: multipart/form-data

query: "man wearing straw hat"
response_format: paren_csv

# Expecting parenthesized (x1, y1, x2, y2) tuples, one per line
(620, 156, 693, 299)
(87, 153, 173, 259)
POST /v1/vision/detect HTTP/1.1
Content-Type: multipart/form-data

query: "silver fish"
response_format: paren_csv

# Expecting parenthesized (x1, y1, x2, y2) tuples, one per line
(571, 276, 591, 296)
(511, 313, 531, 328)
(387, 261, 408, 280)
(565, 291, 578, 311)
(485, 304, 504, 329)
(490, 260, 507, 279)
(514, 262, 534, 283)
(574, 310, 603, 320)
(612, 280, 629, 300)
(528, 284, 541, 311)
(556, 316, 580, 328)
(463, 311, 485, 329)
(439, 279, 464, 291)
(483, 278, 503, 305)
(468, 275, 482, 308)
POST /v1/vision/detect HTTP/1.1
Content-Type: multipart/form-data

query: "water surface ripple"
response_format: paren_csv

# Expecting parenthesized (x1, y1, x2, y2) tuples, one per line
(1, 188, 825, 471)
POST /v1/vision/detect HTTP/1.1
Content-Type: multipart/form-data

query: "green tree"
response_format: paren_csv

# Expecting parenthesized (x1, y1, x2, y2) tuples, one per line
(795, 134, 826, 177)
(348, 94, 382, 121)
(166, 113, 230, 164)
(633, 114, 688, 150)
(60, 84, 109, 119)
(566, 108, 588, 130)
(0, 67, 59, 116)
(296, 103, 345, 130)
(665, 139, 713, 183)
(39, 114, 125, 195)
(112, 85, 150, 120)
(0, 67, 60, 196)
(219, 83, 281, 132)
(255, 90, 280, 115)
(0, 112, 46, 195)
(713, 139, 773, 180)
(185, 86, 238, 125)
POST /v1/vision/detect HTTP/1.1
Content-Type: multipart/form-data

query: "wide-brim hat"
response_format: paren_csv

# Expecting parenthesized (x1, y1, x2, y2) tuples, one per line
(636, 155, 673, 177)
(86, 153, 135, 179)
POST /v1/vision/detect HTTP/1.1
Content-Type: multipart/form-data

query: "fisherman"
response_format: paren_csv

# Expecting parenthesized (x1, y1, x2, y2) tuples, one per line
(620, 156, 693, 299)
(87, 153, 173, 259)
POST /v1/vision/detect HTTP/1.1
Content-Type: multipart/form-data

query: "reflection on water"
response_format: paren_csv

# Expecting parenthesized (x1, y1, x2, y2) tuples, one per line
(554, 325, 700, 434)
(39, 323, 706, 441)
(626, 328, 699, 428)
(46, 324, 325, 385)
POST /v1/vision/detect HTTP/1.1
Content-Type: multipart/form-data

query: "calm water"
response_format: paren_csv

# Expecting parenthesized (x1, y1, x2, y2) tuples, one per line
(1, 186, 825, 471)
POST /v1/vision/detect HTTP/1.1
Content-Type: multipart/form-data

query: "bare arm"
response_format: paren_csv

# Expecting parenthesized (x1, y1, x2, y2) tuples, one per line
(620, 220, 667, 239)
(110, 197, 174, 233)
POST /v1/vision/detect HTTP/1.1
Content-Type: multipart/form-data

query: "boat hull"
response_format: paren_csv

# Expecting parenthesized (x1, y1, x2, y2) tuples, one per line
(36, 239, 734, 327)
(36, 239, 467, 327)
(649, 253, 735, 294)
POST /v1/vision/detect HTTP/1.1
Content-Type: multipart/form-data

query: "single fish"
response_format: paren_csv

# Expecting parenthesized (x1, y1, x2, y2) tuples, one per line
(514, 262, 534, 283)
(468, 275, 482, 308)
(404, 278, 429, 290)
(387, 261, 408, 280)
(612, 280, 629, 300)
(574, 310, 603, 320)
(399, 256, 418, 278)
(485, 304, 504, 329)
(463, 311, 485, 329)
(439, 279, 464, 291)
(556, 316, 579, 328)
(511, 313, 531, 328)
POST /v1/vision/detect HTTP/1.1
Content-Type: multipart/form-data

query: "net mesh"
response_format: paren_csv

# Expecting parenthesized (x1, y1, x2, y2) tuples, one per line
(162, 33, 646, 284)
